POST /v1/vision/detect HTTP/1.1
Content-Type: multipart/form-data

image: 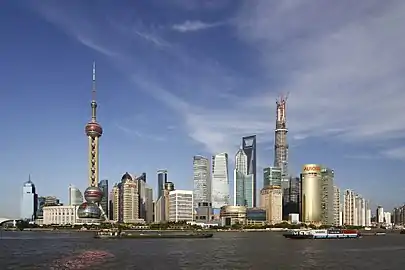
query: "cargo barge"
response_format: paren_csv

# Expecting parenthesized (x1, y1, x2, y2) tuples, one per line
(94, 230, 213, 239)
(283, 229, 360, 239)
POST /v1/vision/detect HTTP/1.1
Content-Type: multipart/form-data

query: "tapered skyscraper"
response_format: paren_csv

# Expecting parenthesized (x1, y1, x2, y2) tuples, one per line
(274, 95, 289, 183)
(211, 153, 229, 208)
(242, 136, 257, 206)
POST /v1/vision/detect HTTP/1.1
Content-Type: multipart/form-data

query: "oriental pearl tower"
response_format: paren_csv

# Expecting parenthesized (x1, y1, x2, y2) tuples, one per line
(77, 62, 105, 222)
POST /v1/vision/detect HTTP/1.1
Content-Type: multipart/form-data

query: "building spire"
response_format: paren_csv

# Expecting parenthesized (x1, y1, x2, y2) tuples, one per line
(91, 61, 97, 122)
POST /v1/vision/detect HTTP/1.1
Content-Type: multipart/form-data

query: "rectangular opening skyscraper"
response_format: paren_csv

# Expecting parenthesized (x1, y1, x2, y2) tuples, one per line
(242, 135, 257, 207)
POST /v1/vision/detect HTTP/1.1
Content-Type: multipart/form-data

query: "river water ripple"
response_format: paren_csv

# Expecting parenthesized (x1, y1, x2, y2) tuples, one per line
(0, 231, 404, 269)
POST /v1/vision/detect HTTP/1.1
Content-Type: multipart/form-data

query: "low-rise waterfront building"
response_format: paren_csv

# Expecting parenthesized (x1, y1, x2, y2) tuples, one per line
(195, 202, 213, 223)
(246, 207, 266, 225)
(220, 205, 247, 226)
(42, 205, 79, 225)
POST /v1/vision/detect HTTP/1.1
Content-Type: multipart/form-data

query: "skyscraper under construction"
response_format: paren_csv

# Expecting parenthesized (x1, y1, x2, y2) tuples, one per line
(274, 95, 289, 186)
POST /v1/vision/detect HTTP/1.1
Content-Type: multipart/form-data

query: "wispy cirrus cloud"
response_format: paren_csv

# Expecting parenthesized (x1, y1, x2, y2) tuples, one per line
(162, 0, 233, 11)
(116, 124, 167, 142)
(381, 147, 405, 160)
(27, 0, 405, 161)
(172, 20, 224, 32)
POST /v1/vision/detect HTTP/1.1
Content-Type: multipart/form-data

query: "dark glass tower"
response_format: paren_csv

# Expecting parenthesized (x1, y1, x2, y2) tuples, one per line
(157, 170, 168, 199)
(98, 179, 109, 218)
(242, 135, 257, 207)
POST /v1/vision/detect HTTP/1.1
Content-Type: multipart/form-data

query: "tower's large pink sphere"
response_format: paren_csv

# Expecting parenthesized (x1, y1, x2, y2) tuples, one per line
(84, 186, 103, 203)
(85, 122, 103, 137)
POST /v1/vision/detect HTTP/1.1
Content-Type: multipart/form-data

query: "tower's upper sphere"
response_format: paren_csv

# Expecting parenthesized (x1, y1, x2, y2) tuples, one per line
(85, 122, 103, 137)
(84, 186, 103, 203)
(77, 202, 102, 219)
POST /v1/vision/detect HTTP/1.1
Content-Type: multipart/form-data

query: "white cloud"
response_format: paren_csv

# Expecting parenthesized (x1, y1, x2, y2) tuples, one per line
(233, 0, 405, 144)
(29, 0, 405, 161)
(172, 20, 223, 32)
(164, 0, 232, 11)
(382, 147, 405, 160)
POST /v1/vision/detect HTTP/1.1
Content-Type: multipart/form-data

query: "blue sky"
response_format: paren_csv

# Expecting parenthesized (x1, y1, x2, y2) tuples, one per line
(1, 0, 405, 218)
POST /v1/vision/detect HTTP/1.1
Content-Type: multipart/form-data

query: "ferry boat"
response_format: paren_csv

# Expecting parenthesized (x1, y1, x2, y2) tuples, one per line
(283, 229, 360, 239)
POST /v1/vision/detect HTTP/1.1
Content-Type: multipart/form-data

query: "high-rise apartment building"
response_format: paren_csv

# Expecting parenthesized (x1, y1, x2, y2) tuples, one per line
(193, 155, 210, 207)
(242, 136, 257, 206)
(20, 176, 38, 221)
(234, 148, 254, 207)
(365, 200, 372, 226)
(98, 179, 108, 216)
(355, 196, 366, 226)
(384, 212, 392, 225)
(110, 173, 140, 223)
(300, 164, 322, 223)
(211, 153, 230, 209)
(109, 172, 154, 223)
(120, 173, 139, 223)
(68, 185, 83, 206)
(343, 189, 355, 225)
(376, 206, 384, 223)
(157, 170, 167, 199)
(263, 167, 282, 187)
(168, 190, 193, 222)
(333, 186, 342, 226)
(343, 189, 370, 226)
(392, 206, 405, 225)
(321, 167, 334, 225)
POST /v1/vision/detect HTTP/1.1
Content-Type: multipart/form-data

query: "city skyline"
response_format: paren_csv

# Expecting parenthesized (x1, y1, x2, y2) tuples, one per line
(2, 1, 405, 217)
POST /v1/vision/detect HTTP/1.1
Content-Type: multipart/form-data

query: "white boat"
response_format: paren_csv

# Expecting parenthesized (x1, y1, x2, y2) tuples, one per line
(283, 229, 360, 239)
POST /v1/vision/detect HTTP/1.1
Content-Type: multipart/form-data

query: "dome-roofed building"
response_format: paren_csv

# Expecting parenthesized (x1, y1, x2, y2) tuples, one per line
(121, 172, 133, 183)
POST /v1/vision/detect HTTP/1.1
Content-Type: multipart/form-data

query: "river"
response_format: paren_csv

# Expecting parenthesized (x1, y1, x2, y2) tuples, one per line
(0, 231, 404, 269)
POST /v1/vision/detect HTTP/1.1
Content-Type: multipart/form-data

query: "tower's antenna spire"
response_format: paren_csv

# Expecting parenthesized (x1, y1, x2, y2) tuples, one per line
(92, 61, 96, 101)
(91, 61, 97, 122)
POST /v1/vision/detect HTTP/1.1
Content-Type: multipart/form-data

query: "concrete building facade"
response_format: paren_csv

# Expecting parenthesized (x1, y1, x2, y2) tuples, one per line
(264, 186, 283, 224)
(43, 205, 78, 225)
(193, 156, 211, 207)
(168, 190, 193, 222)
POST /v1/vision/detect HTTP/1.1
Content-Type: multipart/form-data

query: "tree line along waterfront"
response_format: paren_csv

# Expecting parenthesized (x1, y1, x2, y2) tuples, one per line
(4, 220, 391, 232)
